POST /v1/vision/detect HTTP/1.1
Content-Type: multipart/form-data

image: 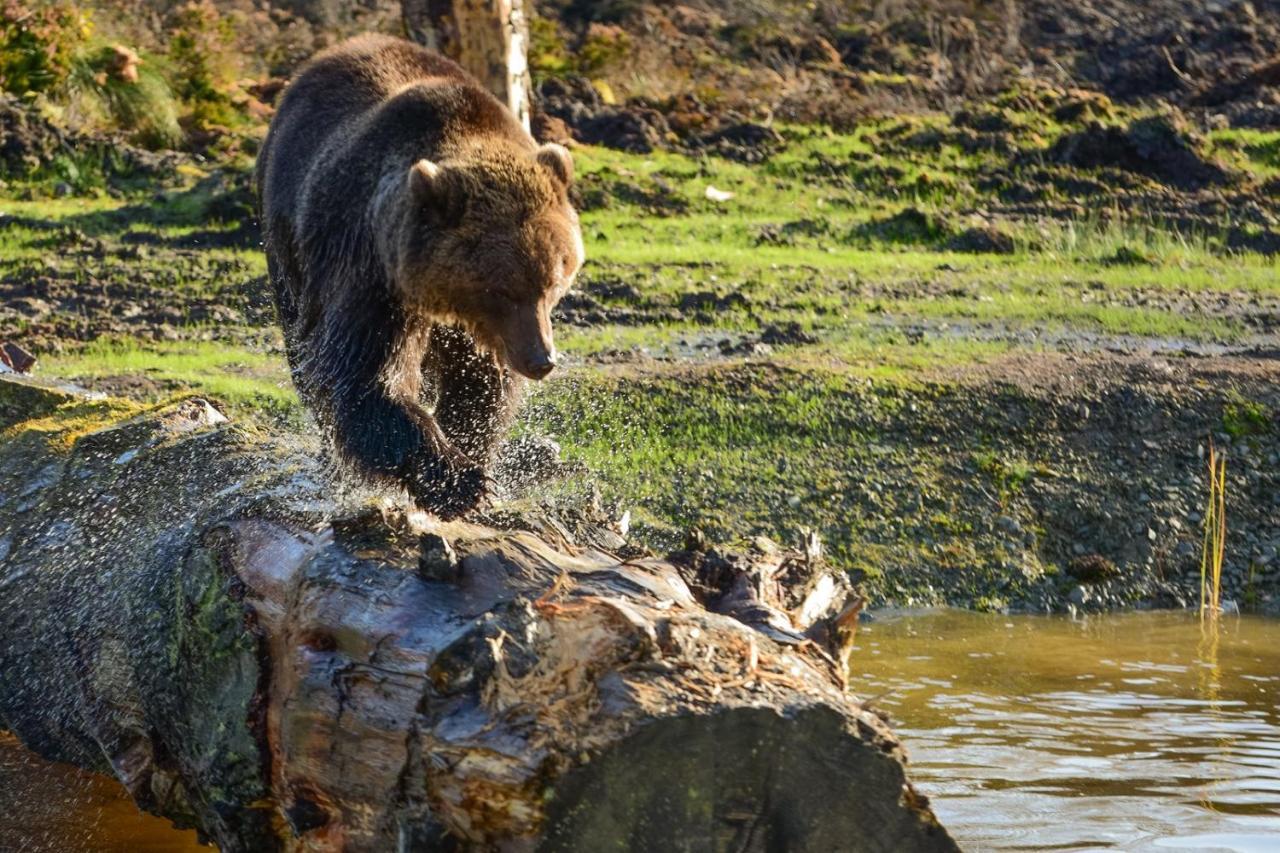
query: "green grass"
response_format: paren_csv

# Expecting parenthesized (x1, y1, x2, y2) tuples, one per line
(14, 115, 1275, 461)
(519, 362, 1070, 604)
(523, 364, 888, 543)
(41, 339, 297, 416)
(6, 111, 1278, 611)
(1209, 128, 1280, 177)
(1222, 392, 1273, 439)
(7, 112, 1272, 392)
(567, 116, 1279, 355)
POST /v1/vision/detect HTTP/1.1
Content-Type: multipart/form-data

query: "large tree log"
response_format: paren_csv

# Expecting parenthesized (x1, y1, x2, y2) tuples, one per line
(0, 376, 956, 852)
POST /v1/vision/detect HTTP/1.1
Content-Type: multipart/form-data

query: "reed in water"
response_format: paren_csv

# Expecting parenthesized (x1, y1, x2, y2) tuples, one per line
(1200, 441, 1227, 622)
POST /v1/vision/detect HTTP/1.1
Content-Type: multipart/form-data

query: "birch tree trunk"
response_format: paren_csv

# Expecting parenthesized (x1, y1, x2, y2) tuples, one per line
(0, 376, 958, 851)
(403, 0, 533, 132)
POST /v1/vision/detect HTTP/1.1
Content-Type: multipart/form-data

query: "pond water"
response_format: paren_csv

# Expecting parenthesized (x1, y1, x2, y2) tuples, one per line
(854, 610, 1280, 852)
(1, 611, 1276, 851)
(0, 732, 203, 851)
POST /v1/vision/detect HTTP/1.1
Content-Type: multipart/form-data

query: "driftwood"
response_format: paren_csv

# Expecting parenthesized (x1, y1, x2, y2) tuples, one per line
(0, 375, 956, 851)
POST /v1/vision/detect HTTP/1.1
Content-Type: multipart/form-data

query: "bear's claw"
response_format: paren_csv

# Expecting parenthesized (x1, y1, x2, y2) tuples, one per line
(408, 455, 488, 520)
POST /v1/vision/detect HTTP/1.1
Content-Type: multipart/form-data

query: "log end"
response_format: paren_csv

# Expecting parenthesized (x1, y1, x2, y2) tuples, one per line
(540, 705, 957, 853)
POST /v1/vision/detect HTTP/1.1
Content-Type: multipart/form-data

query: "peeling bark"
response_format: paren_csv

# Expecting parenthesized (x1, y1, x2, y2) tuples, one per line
(0, 376, 956, 852)
(403, 0, 533, 132)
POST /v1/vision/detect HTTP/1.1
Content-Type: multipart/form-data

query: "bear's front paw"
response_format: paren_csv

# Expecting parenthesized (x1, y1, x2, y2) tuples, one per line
(407, 452, 488, 520)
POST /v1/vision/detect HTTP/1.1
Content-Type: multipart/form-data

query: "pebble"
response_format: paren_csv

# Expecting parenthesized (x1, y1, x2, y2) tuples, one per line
(995, 515, 1022, 536)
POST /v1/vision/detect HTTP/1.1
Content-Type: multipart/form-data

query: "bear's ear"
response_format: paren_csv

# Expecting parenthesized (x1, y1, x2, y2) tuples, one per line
(535, 143, 573, 187)
(408, 159, 467, 227)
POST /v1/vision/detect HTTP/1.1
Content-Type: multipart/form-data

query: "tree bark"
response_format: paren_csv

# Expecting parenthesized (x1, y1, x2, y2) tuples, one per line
(403, 0, 533, 132)
(0, 376, 957, 852)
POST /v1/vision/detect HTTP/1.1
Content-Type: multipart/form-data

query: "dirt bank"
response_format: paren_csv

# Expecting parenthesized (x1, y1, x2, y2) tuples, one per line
(526, 352, 1280, 616)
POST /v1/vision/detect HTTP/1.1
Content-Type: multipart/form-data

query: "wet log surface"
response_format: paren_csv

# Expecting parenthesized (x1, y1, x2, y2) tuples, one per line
(0, 375, 956, 852)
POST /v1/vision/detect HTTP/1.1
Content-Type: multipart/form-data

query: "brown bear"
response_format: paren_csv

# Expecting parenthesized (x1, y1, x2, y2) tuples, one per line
(256, 34, 582, 519)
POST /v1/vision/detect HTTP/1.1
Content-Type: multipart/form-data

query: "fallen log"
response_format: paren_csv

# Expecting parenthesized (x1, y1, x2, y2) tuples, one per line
(0, 375, 956, 852)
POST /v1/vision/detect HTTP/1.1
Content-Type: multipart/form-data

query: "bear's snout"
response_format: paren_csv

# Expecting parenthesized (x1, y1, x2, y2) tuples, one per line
(510, 339, 558, 380)
(501, 304, 559, 381)
(521, 352, 557, 380)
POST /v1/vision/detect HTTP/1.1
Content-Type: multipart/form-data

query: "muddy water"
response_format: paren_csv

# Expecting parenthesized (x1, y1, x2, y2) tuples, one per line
(1, 611, 1277, 851)
(854, 611, 1280, 852)
(0, 732, 203, 851)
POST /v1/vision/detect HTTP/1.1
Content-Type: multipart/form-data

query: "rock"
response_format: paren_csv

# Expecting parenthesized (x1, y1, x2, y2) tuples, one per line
(697, 122, 785, 163)
(948, 225, 1017, 254)
(995, 515, 1023, 536)
(758, 322, 819, 346)
(1044, 113, 1235, 190)
(0, 375, 83, 429)
(532, 111, 574, 146)
(578, 106, 670, 153)
(704, 184, 735, 203)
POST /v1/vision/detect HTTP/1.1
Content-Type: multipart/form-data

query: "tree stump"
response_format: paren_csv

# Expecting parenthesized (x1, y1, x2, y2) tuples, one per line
(403, 0, 533, 132)
(0, 376, 956, 851)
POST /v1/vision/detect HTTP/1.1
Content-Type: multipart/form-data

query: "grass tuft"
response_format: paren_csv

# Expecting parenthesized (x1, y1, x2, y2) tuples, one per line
(66, 46, 183, 148)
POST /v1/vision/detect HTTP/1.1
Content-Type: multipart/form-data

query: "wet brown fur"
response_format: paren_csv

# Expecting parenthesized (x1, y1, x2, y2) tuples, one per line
(256, 34, 582, 518)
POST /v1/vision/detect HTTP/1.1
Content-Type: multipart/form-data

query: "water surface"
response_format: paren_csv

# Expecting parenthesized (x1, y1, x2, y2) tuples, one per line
(0, 732, 202, 851)
(854, 610, 1280, 852)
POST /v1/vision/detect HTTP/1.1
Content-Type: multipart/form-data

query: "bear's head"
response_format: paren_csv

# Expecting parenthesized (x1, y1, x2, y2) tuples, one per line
(396, 142, 582, 381)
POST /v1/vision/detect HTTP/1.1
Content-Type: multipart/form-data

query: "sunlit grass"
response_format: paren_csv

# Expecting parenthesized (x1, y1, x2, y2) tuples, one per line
(41, 339, 296, 414)
(1209, 127, 1280, 177)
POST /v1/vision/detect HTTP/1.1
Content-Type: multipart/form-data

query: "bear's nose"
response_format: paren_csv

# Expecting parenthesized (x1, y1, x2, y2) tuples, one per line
(524, 354, 557, 379)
